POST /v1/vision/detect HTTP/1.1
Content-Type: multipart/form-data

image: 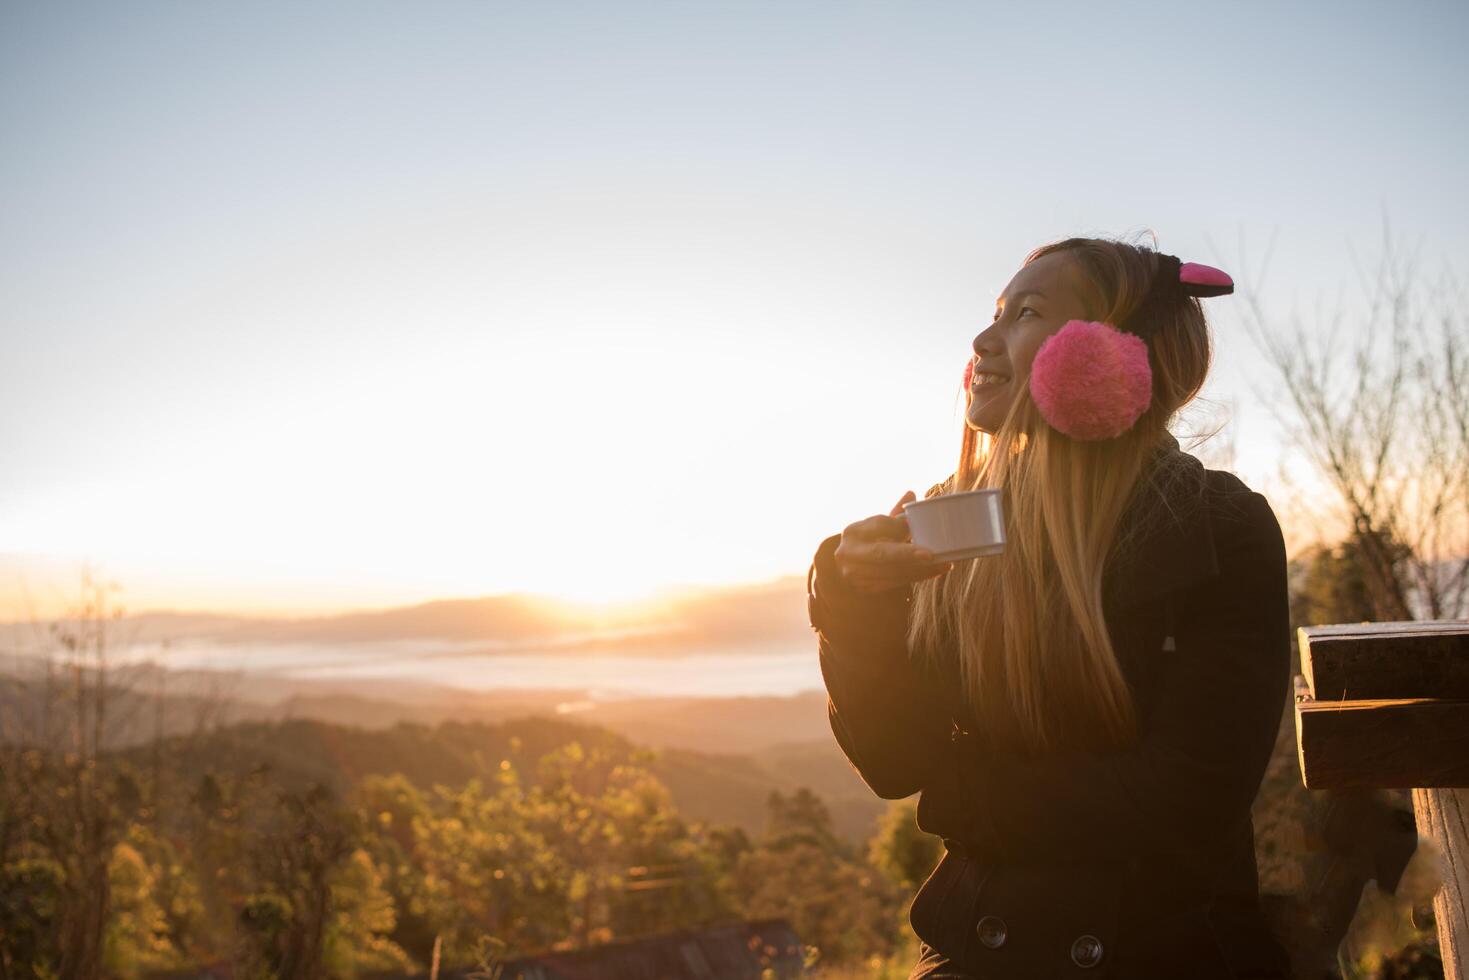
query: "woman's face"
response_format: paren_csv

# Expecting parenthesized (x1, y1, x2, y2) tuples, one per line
(966, 250, 1094, 434)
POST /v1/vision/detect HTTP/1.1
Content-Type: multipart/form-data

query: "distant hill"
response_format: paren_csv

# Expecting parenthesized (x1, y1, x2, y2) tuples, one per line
(1, 653, 831, 753)
(0, 629, 882, 842)
(562, 691, 833, 753)
(116, 713, 886, 843)
(0, 575, 812, 655)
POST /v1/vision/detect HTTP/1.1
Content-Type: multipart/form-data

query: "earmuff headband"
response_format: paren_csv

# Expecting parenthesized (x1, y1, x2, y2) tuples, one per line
(1023, 251, 1234, 440)
(1121, 253, 1235, 340)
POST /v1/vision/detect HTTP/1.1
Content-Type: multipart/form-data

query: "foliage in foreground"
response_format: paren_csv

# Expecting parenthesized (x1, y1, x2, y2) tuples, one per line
(0, 720, 912, 978)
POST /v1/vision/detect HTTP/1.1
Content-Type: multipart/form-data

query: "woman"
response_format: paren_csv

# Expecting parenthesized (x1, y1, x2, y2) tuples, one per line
(806, 237, 1294, 978)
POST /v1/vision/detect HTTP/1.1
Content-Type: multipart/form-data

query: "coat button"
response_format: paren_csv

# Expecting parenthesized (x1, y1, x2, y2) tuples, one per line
(1070, 934, 1104, 968)
(975, 914, 1007, 949)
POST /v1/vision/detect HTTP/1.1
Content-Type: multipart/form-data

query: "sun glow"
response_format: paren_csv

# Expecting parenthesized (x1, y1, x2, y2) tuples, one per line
(522, 569, 695, 608)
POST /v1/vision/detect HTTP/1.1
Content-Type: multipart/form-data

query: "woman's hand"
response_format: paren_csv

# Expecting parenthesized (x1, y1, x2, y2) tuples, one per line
(833, 490, 954, 594)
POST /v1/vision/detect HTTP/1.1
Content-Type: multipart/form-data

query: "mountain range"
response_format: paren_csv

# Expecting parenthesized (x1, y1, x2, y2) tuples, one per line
(0, 573, 814, 657)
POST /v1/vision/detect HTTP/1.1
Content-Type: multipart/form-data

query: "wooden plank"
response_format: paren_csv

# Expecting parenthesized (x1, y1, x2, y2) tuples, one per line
(1303, 621, 1469, 637)
(1298, 620, 1469, 701)
(1412, 786, 1469, 980)
(1294, 678, 1469, 790)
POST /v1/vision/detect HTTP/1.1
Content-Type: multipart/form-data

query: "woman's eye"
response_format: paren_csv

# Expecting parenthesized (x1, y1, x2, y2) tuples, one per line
(1018, 306, 1038, 318)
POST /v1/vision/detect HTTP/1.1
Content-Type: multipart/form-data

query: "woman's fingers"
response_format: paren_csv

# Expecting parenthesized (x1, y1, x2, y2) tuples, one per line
(840, 550, 947, 573)
(831, 494, 946, 593)
(835, 539, 934, 565)
(844, 560, 954, 593)
(842, 513, 910, 544)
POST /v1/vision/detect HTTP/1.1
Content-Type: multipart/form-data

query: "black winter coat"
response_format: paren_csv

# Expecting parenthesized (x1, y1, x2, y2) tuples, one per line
(806, 437, 1294, 979)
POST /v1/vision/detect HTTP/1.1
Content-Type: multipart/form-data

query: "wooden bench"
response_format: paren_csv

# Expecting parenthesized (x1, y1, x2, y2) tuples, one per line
(1295, 620, 1469, 978)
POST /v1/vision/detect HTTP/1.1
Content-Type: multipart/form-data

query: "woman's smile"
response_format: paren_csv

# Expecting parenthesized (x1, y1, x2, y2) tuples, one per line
(970, 366, 1011, 389)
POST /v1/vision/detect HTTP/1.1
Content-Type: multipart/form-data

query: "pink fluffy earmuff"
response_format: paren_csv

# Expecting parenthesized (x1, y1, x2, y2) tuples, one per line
(1029, 320, 1153, 441)
(1022, 254, 1234, 441)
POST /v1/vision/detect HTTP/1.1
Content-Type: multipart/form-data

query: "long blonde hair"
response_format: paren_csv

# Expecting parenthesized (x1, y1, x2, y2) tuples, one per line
(907, 238, 1213, 757)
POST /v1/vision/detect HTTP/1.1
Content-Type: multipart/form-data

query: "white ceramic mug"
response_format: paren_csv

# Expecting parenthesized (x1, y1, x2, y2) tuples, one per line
(902, 488, 1006, 560)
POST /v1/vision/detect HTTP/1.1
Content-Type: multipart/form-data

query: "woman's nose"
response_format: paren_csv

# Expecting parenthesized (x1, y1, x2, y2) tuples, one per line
(972, 322, 1003, 358)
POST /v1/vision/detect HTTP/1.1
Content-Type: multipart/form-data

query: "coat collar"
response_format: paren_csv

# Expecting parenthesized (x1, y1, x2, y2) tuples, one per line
(1101, 433, 1220, 614)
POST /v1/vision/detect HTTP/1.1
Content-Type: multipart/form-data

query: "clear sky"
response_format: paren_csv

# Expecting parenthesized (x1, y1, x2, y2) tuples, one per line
(3, 1, 1467, 617)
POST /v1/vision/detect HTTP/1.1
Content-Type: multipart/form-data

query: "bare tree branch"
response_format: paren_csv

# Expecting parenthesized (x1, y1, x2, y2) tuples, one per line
(1239, 224, 1469, 621)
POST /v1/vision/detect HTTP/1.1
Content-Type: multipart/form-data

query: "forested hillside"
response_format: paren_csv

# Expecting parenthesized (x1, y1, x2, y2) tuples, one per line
(113, 714, 884, 843)
(0, 712, 925, 977)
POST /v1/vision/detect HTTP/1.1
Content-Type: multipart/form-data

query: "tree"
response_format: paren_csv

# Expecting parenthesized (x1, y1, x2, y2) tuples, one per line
(734, 788, 900, 969)
(1238, 223, 1464, 978)
(323, 849, 414, 977)
(1240, 224, 1469, 621)
(0, 855, 65, 979)
(0, 572, 147, 978)
(867, 799, 942, 893)
(402, 741, 738, 968)
(354, 774, 439, 963)
(763, 788, 847, 857)
(1289, 530, 1413, 629)
(237, 783, 366, 980)
(103, 833, 180, 977)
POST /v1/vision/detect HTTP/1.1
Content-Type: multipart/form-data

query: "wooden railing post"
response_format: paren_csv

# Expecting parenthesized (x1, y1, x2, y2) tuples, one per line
(1412, 787, 1469, 975)
(1294, 620, 1469, 979)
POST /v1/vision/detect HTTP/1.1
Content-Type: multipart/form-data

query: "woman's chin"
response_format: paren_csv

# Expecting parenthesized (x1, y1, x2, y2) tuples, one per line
(966, 386, 1011, 433)
(966, 406, 998, 434)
